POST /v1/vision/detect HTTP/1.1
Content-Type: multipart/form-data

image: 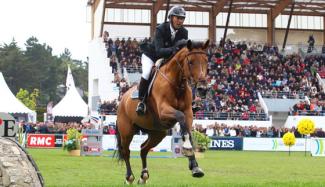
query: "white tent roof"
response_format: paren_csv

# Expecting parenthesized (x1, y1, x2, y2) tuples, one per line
(0, 72, 36, 121)
(52, 67, 88, 117)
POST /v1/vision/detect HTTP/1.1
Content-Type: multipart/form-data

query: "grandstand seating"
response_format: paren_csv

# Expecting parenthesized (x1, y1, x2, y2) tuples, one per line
(101, 37, 325, 124)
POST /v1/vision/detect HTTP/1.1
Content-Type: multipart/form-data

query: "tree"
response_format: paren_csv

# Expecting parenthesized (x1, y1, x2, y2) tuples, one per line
(16, 88, 39, 110)
(0, 36, 88, 107)
(0, 39, 27, 93)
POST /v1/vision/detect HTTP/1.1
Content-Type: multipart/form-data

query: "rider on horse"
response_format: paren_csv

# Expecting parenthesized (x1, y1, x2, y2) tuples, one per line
(136, 5, 188, 115)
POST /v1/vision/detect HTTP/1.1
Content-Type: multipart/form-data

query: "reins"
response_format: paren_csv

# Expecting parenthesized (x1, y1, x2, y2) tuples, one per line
(156, 50, 207, 95)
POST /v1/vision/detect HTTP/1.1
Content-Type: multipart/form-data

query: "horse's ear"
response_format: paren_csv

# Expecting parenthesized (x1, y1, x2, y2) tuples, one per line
(187, 40, 193, 51)
(202, 39, 209, 50)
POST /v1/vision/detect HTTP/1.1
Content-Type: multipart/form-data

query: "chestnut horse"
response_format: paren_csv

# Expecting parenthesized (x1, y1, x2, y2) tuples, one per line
(116, 40, 209, 184)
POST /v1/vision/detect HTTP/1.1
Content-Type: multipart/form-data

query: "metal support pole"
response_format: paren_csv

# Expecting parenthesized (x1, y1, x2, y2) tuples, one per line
(221, 0, 233, 48)
(282, 3, 295, 51)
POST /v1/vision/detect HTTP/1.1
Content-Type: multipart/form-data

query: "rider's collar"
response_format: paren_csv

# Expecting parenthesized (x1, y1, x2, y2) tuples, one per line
(170, 23, 178, 35)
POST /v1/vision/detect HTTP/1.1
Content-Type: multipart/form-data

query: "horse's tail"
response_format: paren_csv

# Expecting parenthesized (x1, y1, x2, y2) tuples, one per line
(113, 121, 124, 162)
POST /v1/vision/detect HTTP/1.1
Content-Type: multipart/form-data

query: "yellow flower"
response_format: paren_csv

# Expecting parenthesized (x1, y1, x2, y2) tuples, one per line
(282, 132, 296, 146)
(297, 118, 315, 135)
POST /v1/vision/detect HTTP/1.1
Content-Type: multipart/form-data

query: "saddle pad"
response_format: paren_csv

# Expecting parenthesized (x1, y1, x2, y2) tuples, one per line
(131, 58, 164, 100)
(131, 89, 139, 99)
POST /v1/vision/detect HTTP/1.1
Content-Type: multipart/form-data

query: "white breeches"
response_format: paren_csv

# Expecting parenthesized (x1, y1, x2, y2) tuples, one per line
(141, 54, 154, 80)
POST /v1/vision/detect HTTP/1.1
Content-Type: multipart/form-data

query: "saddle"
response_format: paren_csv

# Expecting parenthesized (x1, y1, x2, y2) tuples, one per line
(131, 58, 165, 99)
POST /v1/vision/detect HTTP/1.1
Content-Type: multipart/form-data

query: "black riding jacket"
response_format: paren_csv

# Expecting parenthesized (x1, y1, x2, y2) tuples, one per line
(144, 22, 188, 62)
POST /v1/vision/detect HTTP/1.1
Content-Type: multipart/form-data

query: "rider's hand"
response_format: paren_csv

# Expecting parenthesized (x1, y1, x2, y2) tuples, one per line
(174, 39, 188, 48)
(172, 46, 180, 55)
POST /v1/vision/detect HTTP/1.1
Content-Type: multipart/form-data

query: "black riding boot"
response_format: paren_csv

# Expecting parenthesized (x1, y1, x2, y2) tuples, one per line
(136, 78, 149, 116)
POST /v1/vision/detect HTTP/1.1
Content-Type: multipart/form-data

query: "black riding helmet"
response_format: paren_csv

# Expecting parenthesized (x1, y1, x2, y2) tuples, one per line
(168, 6, 186, 19)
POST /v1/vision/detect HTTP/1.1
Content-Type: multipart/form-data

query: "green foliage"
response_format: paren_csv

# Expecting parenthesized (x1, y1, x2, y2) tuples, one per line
(192, 130, 211, 152)
(16, 88, 39, 110)
(0, 37, 88, 106)
(36, 106, 46, 122)
(63, 128, 82, 152)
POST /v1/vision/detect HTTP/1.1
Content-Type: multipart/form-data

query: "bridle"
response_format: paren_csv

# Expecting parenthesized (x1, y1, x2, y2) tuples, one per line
(157, 50, 207, 93)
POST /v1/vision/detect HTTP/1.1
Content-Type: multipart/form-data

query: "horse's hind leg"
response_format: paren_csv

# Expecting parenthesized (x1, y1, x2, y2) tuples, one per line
(138, 130, 167, 184)
(118, 119, 136, 184)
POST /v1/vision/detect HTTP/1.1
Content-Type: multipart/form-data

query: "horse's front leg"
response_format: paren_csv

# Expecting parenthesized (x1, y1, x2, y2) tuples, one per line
(159, 105, 190, 148)
(159, 105, 204, 177)
(184, 108, 205, 178)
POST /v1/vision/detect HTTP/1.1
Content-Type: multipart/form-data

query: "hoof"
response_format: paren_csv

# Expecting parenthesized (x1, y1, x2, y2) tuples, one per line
(138, 169, 149, 185)
(182, 147, 194, 157)
(125, 175, 135, 185)
(192, 167, 204, 178)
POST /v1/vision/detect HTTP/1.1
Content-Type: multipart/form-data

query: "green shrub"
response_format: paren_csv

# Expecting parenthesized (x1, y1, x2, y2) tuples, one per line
(63, 128, 82, 151)
(192, 130, 211, 152)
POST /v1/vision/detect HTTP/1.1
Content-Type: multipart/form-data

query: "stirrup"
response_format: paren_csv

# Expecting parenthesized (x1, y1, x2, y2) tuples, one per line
(136, 102, 147, 115)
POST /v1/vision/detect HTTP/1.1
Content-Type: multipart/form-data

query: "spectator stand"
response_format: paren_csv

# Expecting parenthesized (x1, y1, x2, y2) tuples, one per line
(99, 37, 325, 128)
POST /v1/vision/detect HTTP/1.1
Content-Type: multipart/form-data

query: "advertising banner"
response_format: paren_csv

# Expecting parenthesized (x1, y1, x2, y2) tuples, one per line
(102, 135, 172, 152)
(54, 134, 64, 147)
(243, 138, 310, 151)
(27, 134, 56, 148)
(81, 129, 103, 156)
(310, 138, 325, 157)
(27, 134, 64, 148)
(209, 137, 243, 150)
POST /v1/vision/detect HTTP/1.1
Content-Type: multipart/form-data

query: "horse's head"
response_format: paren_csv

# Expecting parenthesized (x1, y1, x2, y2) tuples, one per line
(183, 40, 209, 98)
(183, 40, 209, 83)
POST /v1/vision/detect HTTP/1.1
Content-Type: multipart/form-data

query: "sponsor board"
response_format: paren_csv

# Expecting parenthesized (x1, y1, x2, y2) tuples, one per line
(81, 129, 103, 156)
(311, 138, 325, 157)
(102, 135, 172, 152)
(243, 138, 310, 151)
(209, 137, 243, 150)
(27, 134, 55, 148)
(27, 134, 64, 148)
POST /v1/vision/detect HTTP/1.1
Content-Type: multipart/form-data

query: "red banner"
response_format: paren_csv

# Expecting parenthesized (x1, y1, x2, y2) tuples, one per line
(27, 134, 55, 148)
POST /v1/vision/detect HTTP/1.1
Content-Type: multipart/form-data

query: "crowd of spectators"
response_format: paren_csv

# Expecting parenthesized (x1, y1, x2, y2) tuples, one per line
(21, 120, 117, 135)
(21, 120, 325, 138)
(289, 99, 325, 116)
(21, 121, 95, 134)
(103, 34, 325, 119)
(194, 122, 325, 138)
(104, 36, 143, 74)
(98, 99, 118, 115)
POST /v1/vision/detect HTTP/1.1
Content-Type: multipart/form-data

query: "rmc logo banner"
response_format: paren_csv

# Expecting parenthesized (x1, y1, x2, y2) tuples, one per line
(0, 112, 17, 138)
(209, 137, 243, 150)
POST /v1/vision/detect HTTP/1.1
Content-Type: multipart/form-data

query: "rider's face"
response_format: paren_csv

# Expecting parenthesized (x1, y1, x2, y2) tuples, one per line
(171, 16, 185, 30)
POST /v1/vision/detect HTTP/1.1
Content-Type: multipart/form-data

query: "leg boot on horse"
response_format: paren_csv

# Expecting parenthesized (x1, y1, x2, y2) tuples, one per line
(182, 132, 204, 178)
(174, 110, 205, 178)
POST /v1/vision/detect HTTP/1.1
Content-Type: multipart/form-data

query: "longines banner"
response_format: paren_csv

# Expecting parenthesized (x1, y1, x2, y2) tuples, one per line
(243, 138, 310, 151)
(310, 138, 325, 157)
(209, 137, 243, 150)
